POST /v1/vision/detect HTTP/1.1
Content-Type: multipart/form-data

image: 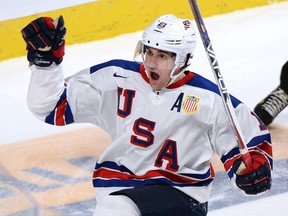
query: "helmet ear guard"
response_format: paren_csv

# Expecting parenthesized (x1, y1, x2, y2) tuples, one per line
(182, 53, 192, 70)
(134, 14, 197, 86)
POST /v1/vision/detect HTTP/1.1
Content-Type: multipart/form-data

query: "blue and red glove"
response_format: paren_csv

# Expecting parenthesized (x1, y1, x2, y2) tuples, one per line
(233, 151, 271, 195)
(21, 16, 66, 67)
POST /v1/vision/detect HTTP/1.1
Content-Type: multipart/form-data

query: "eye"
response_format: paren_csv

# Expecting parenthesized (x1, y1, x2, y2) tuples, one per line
(146, 49, 153, 56)
(158, 53, 167, 59)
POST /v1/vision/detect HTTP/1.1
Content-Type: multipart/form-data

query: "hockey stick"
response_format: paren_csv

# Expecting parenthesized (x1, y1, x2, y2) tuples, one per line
(188, 0, 252, 167)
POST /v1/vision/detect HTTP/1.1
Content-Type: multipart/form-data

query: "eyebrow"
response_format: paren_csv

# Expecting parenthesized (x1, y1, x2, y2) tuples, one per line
(146, 47, 175, 56)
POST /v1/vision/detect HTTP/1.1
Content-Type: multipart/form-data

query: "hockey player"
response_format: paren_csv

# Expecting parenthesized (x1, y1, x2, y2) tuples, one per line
(21, 14, 272, 216)
(254, 60, 288, 125)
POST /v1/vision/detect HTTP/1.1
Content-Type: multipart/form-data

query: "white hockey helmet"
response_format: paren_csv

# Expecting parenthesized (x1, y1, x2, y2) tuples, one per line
(134, 14, 197, 85)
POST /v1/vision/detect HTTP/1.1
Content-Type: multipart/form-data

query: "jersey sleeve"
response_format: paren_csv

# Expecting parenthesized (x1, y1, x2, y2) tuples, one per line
(211, 100, 272, 179)
(27, 64, 66, 122)
(27, 63, 116, 127)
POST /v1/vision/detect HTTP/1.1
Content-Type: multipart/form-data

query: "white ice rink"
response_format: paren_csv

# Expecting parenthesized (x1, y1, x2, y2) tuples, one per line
(1, 1, 288, 215)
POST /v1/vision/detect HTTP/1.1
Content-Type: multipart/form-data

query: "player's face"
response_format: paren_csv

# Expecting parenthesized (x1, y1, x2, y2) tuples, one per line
(144, 47, 176, 90)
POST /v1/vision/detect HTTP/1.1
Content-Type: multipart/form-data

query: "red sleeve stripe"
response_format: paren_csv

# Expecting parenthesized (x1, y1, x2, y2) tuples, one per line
(45, 89, 74, 126)
(55, 98, 67, 126)
(256, 141, 273, 158)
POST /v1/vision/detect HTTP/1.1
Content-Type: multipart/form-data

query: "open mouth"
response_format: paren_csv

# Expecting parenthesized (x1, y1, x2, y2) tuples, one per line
(150, 72, 160, 81)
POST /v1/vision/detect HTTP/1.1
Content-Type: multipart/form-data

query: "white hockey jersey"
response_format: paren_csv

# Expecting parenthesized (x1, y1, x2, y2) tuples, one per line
(27, 59, 272, 203)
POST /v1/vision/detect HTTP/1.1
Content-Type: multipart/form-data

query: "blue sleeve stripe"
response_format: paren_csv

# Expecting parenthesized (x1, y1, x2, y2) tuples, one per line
(221, 133, 272, 178)
(45, 89, 74, 125)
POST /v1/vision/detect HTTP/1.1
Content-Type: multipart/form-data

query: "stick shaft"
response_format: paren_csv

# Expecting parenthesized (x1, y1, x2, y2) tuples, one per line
(188, 0, 252, 166)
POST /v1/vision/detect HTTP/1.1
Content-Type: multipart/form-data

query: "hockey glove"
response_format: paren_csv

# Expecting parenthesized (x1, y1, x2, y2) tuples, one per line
(21, 16, 66, 67)
(233, 151, 271, 195)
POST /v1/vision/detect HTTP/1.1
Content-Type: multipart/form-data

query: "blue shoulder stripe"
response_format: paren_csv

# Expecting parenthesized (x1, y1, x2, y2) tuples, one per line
(188, 73, 242, 108)
(90, 59, 141, 74)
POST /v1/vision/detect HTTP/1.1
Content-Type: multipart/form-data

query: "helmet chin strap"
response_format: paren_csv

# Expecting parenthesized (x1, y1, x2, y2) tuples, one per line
(165, 64, 185, 87)
(166, 53, 191, 87)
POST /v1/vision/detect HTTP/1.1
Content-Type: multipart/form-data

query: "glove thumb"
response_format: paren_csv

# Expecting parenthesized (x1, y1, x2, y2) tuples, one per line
(53, 15, 65, 33)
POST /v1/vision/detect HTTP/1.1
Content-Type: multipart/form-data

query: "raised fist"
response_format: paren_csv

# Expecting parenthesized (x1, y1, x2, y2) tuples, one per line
(21, 16, 66, 66)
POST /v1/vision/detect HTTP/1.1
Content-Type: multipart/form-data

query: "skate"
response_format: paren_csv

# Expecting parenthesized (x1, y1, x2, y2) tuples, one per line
(254, 86, 288, 125)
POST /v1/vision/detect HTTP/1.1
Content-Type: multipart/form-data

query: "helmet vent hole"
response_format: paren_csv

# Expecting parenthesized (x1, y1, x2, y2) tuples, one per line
(156, 43, 159, 46)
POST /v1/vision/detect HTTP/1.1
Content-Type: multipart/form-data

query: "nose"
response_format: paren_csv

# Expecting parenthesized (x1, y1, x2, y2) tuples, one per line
(145, 56, 157, 69)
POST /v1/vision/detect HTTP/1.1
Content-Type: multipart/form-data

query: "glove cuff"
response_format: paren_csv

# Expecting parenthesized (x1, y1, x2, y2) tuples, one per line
(28, 50, 63, 67)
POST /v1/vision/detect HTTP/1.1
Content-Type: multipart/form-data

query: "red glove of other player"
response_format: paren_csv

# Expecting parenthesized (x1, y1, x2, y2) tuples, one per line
(21, 16, 66, 67)
(233, 151, 271, 195)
